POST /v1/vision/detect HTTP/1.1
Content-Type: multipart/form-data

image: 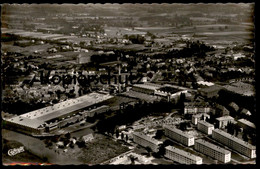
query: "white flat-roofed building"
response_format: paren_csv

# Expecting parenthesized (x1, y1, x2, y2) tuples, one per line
(195, 139, 231, 163)
(4, 92, 113, 135)
(165, 146, 202, 164)
(212, 129, 256, 158)
(197, 120, 214, 135)
(216, 116, 235, 129)
(192, 113, 210, 125)
(132, 132, 162, 152)
(164, 125, 194, 146)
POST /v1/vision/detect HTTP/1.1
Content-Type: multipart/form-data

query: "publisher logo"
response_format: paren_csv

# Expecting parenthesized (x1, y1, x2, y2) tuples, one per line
(8, 146, 25, 156)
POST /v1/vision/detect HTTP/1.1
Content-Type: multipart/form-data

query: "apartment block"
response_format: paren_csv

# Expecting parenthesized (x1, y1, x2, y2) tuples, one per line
(132, 132, 162, 152)
(164, 125, 194, 146)
(212, 129, 256, 158)
(197, 120, 214, 135)
(195, 139, 231, 163)
(165, 146, 202, 164)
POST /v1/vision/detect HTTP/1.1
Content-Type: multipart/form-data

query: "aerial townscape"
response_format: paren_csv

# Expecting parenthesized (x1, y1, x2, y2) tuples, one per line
(1, 3, 256, 165)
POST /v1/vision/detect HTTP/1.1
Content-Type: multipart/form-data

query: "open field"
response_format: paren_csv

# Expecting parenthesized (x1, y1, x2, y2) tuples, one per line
(104, 27, 146, 37)
(2, 42, 52, 55)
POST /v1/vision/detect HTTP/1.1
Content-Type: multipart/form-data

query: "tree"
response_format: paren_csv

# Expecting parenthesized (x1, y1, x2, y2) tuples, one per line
(235, 127, 239, 137)
(116, 130, 120, 138)
(128, 34, 145, 44)
(192, 81, 198, 89)
(128, 155, 137, 164)
(163, 139, 173, 147)
(65, 132, 71, 139)
(157, 145, 166, 157)
(70, 143, 75, 148)
(145, 146, 152, 157)
(121, 133, 124, 140)
(125, 134, 128, 142)
(179, 122, 187, 131)
(242, 132, 248, 142)
(154, 130, 164, 139)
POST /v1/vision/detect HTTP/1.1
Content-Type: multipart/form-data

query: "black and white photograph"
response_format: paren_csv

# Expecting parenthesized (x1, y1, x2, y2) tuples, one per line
(1, 3, 256, 165)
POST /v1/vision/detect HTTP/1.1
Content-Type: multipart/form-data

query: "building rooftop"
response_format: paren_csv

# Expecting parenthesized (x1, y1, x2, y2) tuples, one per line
(132, 83, 162, 91)
(157, 86, 182, 94)
(238, 119, 256, 129)
(164, 125, 194, 139)
(216, 116, 234, 121)
(197, 81, 215, 87)
(133, 132, 163, 145)
(198, 120, 214, 127)
(7, 116, 44, 129)
(6, 92, 113, 129)
(195, 139, 231, 155)
(213, 129, 256, 150)
(184, 102, 210, 108)
(241, 108, 251, 116)
(228, 102, 239, 111)
(165, 146, 202, 161)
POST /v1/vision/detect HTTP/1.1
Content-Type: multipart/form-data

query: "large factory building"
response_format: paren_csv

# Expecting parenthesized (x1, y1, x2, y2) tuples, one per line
(4, 92, 113, 136)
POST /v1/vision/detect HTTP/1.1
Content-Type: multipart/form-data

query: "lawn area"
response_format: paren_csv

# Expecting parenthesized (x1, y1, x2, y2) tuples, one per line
(75, 134, 129, 164)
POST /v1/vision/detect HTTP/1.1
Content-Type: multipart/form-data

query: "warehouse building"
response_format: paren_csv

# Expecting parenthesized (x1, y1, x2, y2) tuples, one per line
(165, 146, 202, 164)
(195, 139, 231, 163)
(197, 120, 214, 135)
(4, 92, 113, 136)
(132, 132, 162, 152)
(164, 125, 194, 146)
(212, 129, 256, 158)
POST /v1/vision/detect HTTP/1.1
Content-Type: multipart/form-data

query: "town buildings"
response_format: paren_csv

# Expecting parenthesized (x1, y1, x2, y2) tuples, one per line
(165, 145, 203, 164)
(212, 129, 256, 158)
(194, 139, 231, 163)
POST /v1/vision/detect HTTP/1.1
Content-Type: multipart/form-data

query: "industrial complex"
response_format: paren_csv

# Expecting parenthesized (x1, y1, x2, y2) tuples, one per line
(4, 92, 113, 136)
